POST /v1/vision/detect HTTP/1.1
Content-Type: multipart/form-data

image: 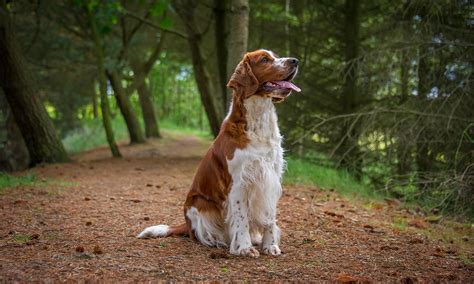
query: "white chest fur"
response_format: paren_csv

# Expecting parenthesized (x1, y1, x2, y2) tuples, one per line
(227, 96, 284, 226)
(225, 96, 284, 256)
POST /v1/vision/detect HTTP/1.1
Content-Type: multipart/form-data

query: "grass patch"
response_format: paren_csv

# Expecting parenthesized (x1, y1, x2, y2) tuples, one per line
(0, 172, 73, 195)
(160, 119, 212, 139)
(62, 118, 212, 154)
(12, 234, 33, 244)
(62, 118, 130, 154)
(0, 173, 37, 193)
(392, 216, 408, 231)
(284, 157, 384, 200)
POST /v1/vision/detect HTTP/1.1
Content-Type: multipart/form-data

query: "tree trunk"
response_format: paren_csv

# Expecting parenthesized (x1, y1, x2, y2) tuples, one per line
(128, 34, 166, 138)
(0, 3, 69, 166)
(337, 0, 362, 179)
(0, 90, 30, 171)
(284, 0, 291, 56)
(227, 0, 250, 100)
(91, 82, 99, 118)
(107, 70, 146, 143)
(415, 49, 431, 190)
(396, 48, 411, 176)
(86, 6, 121, 157)
(214, 0, 229, 111)
(136, 77, 161, 138)
(174, 0, 224, 137)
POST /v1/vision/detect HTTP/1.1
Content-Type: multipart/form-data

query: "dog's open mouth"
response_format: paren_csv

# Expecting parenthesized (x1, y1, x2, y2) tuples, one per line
(262, 71, 301, 93)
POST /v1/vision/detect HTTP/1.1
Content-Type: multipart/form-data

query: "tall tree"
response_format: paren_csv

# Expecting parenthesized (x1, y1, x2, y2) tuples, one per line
(337, 0, 362, 179)
(107, 70, 145, 143)
(0, 0, 68, 165)
(128, 33, 167, 139)
(0, 89, 29, 171)
(227, 0, 250, 94)
(173, 0, 251, 136)
(214, 0, 229, 110)
(113, 8, 162, 139)
(86, 3, 121, 157)
(173, 0, 224, 136)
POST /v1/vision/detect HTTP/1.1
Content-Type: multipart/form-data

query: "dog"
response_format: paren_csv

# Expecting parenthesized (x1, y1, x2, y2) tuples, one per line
(138, 49, 300, 257)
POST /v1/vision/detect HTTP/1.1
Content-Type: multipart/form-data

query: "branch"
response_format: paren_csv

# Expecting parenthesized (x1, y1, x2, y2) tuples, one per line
(292, 108, 474, 146)
(121, 8, 188, 39)
(25, 0, 41, 52)
(125, 32, 167, 95)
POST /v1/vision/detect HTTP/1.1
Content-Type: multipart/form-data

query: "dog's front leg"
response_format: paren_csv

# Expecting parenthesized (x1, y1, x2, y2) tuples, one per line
(262, 222, 281, 255)
(227, 185, 259, 258)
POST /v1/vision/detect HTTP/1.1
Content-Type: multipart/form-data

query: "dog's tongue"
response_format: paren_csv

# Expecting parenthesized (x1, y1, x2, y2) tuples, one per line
(272, 81, 301, 92)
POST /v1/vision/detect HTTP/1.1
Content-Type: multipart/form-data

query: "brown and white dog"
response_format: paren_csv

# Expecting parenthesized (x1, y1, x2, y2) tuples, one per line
(138, 49, 300, 257)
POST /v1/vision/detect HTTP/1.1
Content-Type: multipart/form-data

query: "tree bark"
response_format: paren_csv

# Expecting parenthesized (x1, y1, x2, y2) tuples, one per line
(337, 0, 362, 179)
(136, 77, 161, 138)
(91, 82, 99, 118)
(86, 6, 121, 157)
(174, 0, 224, 137)
(396, 48, 411, 176)
(415, 48, 431, 190)
(227, 0, 249, 103)
(107, 70, 146, 143)
(0, 90, 30, 171)
(128, 33, 167, 138)
(214, 0, 229, 111)
(284, 0, 290, 56)
(0, 2, 69, 166)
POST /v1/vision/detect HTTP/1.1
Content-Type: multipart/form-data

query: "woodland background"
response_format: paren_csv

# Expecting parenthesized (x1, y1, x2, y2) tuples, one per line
(0, 0, 473, 219)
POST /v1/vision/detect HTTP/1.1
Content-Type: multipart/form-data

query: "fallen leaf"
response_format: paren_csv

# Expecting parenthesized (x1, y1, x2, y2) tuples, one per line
(209, 251, 229, 259)
(93, 245, 103, 254)
(380, 245, 400, 251)
(408, 219, 427, 229)
(324, 211, 337, 217)
(335, 273, 371, 283)
(384, 198, 401, 207)
(425, 215, 442, 223)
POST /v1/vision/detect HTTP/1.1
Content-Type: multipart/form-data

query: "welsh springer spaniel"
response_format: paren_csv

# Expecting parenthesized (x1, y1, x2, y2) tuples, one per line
(138, 49, 300, 257)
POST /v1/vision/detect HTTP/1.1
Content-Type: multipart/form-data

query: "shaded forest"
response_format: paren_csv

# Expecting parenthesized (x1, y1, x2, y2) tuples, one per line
(0, 0, 473, 217)
(0, 0, 474, 282)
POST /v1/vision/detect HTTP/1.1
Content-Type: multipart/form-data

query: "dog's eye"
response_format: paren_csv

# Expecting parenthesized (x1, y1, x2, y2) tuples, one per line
(261, 57, 269, 63)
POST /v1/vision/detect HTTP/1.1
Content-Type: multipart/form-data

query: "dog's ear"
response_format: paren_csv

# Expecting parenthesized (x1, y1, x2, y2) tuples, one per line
(227, 56, 258, 98)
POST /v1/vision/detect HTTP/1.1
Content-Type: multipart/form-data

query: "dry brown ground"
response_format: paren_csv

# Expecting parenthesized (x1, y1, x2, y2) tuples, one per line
(0, 132, 473, 282)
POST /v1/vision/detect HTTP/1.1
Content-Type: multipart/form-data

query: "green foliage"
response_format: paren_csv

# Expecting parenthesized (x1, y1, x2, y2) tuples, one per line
(160, 119, 212, 139)
(0, 173, 37, 193)
(150, 0, 172, 29)
(8, 0, 471, 221)
(284, 157, 384, 201)
(82, 0, 122, 34)
(12, 234, 34, 244)
(62, 118, 129, 154)
(150, 53, 210, 132)
(62, 116, 211, 154)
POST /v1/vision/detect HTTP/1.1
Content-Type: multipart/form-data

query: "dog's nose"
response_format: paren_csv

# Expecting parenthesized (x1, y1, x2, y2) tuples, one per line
(288, 58, 299, 67)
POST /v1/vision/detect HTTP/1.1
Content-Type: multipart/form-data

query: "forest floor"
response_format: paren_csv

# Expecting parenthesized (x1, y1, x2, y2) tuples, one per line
(0, 132, 473, 282)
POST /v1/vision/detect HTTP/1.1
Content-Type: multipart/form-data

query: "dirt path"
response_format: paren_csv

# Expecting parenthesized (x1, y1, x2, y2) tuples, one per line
(1, 133, 473, 282)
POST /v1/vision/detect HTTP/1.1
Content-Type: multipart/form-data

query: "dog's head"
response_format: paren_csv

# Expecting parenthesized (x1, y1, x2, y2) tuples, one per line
(227, 49, 301, 103)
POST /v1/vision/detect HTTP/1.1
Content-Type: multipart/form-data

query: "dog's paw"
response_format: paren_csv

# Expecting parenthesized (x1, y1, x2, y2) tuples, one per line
(136, 225, 169, 238)
(232, 247, 260, 258)
(262, 245, 281, 256)
(251, 232, 263, 246)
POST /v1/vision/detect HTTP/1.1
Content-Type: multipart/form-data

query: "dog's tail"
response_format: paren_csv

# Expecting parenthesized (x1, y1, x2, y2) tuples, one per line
(137, 223, 188, 239)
